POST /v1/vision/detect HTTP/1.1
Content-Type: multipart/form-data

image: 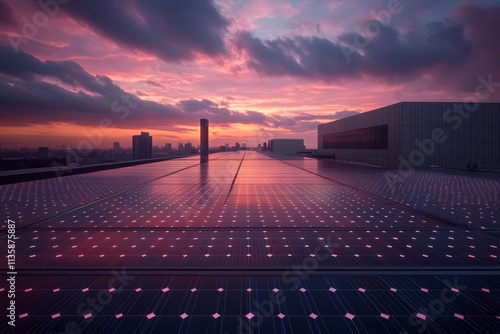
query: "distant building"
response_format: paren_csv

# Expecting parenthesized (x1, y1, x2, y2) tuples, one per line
(262, 142, 267, 150)
(178, 143, 184, 152)
(132, 132, 152, 160)
(166, 143, 172, 152)
(113, 142, 121, 153)
(318, 102, 500, 168)
(185, 142, 193, 155)
(235, 142, 241, 150)
(268, 139, 305, 154)
(38, 147, 49, 159)
(242, 143, 247, 150)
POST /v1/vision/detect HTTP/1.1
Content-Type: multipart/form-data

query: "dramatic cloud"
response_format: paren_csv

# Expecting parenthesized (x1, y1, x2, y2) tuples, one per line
(141, 80, 165, 89)
(235, 30, 360, 79)
(176, 99, 273, 125)
(354, 22, 472, 79)
(61, 0, 229, 61)
(0, 45, 299, 129)
(1, 0, 499, 148)
(448, 4, 500, 89)
(0, 44, 124, 98)
(293, 111, 360, 121)
(0, 1, 16, 28)
(236, 18, 472, 82)
(455, 4, 500, 52)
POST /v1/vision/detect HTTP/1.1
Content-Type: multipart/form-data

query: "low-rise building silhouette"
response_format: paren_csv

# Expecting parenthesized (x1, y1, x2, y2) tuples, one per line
(319, 102, 500, 168)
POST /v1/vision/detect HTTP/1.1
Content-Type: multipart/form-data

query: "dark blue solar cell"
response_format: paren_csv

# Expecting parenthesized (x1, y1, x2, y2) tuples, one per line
(1, 151, 499, 333)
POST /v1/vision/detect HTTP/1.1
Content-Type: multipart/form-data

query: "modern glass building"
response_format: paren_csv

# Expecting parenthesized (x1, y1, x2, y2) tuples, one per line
(318, 102, 500, 168)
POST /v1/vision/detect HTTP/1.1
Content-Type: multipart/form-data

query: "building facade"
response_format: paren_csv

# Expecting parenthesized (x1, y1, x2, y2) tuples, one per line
(132, 132, 152, 160)
(268, 139, 305, 154)
(318, 102, 500, 168)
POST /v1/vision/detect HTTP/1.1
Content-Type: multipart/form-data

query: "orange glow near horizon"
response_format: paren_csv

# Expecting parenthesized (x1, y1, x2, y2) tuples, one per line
(0, 122, 298, 149)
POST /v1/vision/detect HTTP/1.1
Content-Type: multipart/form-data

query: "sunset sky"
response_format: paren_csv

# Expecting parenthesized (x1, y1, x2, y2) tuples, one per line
(1, 0, 499, 149)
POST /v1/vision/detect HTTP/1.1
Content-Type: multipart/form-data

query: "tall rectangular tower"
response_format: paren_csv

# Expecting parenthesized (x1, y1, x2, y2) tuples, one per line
(132, 132, 152, 160)
(200, 119, 209, 163)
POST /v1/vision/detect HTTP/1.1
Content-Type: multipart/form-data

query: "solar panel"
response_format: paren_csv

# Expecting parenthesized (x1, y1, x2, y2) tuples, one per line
(1, 151, 499, 333)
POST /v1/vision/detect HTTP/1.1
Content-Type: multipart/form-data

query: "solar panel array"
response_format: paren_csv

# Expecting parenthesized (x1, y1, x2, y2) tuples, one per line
(1, 151, 499, 333)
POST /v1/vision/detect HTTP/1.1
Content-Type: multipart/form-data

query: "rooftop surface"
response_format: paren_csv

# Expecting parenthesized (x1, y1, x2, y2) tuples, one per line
(1, 151, 499, 333)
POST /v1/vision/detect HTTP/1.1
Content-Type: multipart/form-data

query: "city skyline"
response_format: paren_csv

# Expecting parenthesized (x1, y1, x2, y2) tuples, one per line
(0, 140, 250, 151)
(1, 0, 500, 149)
